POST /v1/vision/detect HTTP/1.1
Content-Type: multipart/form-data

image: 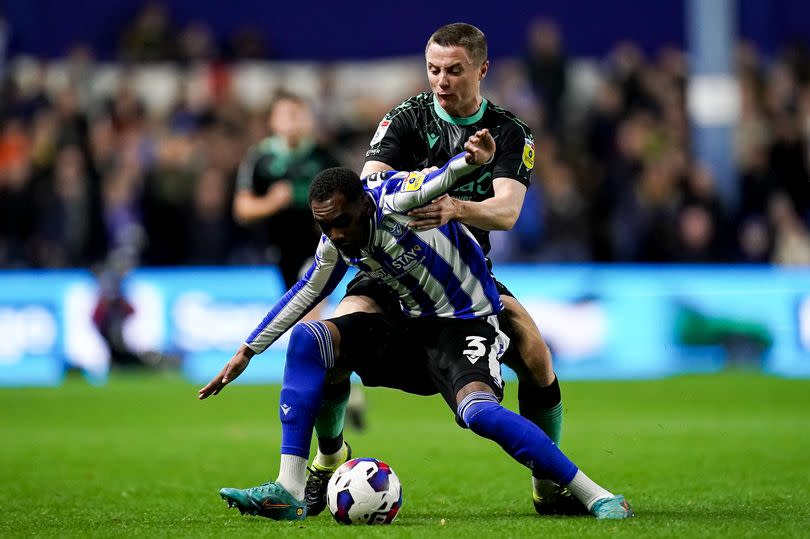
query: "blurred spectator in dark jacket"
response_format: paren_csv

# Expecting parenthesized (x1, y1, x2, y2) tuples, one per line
(538, 160, 590, 261)
(120, 2, 175, 62)
(34, 145, 106, 267)
(769, 192, 810, 266)
(525, 19, 567, 135)
(187, 166, 233, 264)
(768, 112, 810, 221)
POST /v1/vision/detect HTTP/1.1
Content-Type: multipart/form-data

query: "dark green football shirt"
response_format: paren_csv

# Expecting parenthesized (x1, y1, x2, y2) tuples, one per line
(364, 92, 535, 254)
(236, 136, 341, 285)
(237, 136, 340, 210)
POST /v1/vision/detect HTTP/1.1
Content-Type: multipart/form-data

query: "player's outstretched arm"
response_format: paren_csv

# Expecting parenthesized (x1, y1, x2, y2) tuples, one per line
(197, 238, 347, 399)
(409, 127, 529, 231)
(384, 129, 495, 214)
(408, 178, 526, 232)
(198, 344, 255, 399)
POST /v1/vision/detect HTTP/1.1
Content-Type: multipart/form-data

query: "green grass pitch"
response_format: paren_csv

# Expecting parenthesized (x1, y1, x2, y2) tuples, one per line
(1, 371, 809, 537)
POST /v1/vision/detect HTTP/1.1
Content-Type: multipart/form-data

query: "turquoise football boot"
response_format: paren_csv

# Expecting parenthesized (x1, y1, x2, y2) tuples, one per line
(590, 495, 634, 519)
(219, 481, 306, 520)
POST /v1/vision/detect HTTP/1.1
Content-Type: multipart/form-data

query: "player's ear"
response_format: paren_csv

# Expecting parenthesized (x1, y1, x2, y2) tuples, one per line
(361, 193, 374, 216)
(479, 60, 489, 81)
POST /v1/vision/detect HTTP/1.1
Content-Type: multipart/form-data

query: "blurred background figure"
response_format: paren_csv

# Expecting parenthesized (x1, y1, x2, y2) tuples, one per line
(525, 19, 568, 137)
(233, 91, 341, 288)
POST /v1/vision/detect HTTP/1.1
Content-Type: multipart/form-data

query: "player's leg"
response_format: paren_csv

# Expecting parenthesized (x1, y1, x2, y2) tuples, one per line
(498, 291, 580, 513)
(497, 288, 561, 443)
(455, 380, 633, 519)
(428, 316, 633, 520)
(306, 309, 424, 516)
(219, 319, 343, 520)
(307, 276, 398, 513)
(305, 294, 379, 488)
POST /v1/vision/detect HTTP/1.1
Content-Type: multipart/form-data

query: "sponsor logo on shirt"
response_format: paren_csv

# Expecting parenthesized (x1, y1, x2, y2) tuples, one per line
(401, 172, 425, 192)
(370, 120, 391, 146)
(380, 218, 405, 237)
(390, 245, 423, 272)
(522, 138, 535, 169)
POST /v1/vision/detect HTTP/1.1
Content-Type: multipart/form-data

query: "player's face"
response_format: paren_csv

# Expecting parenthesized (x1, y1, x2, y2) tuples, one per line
(269, 99, 313, 145)
(311, 193, 372, 258)
(426, 44, 488, 117)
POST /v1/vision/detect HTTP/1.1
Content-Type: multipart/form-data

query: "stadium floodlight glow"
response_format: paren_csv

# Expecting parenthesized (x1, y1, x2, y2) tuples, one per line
(687, 74, 739, 126)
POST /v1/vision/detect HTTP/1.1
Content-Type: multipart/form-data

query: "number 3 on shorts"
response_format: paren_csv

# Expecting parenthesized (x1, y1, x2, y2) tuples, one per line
(463, 336, 488, 364)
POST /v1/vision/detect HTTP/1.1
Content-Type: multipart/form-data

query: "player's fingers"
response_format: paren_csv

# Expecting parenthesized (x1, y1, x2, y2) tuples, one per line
(409, 205, 433, 216)
(408, 219, 432, 228)
(222, 365, 238, 384)
(198, 364, 230, 398)
(198, 380, 219, 399)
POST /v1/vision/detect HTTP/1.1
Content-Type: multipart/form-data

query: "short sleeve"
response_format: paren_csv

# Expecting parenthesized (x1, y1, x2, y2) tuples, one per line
(491, 122, 534, 188)
(364, 103, 417, 170)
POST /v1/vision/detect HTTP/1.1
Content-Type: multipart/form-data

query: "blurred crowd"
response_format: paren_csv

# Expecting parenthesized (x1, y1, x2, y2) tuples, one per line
(1, 6, 809, 271)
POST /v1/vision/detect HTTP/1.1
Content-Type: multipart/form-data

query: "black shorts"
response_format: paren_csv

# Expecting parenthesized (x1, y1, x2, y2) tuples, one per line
(328, 312, 508, 412)
(342, 273, 402, 316)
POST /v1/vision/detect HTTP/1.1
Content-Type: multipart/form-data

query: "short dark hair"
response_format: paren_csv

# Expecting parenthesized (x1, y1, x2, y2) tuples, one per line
(268, 89, 307, 113)
(309, 167, 364, 203)
(426, 23, 488, 64)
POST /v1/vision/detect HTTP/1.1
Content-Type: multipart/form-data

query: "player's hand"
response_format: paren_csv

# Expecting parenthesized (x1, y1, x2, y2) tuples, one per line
(198, 345, 255, 400)
(419, 166, 439, 174)
(408, 195, 458, 231)
(463, 128, 495, 165)
(264, 180, 294, 213)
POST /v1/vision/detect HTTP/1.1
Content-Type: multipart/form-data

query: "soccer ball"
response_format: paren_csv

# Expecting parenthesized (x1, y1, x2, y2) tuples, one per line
(326, 457, 402, 525)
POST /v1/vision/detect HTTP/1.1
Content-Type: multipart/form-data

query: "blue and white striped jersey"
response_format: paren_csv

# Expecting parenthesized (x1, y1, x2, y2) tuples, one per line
(244, 153, 503, 354)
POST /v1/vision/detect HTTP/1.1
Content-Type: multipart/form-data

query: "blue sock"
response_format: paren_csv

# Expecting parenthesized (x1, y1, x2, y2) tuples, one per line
(279, 321, 335, 458)
(458, 392, 578, 485)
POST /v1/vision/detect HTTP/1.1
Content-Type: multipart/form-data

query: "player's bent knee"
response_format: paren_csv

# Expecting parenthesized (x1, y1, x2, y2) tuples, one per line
(334, 295, 384, 316)
(456, 390, 502, 433)
(288, 321, 339, 368)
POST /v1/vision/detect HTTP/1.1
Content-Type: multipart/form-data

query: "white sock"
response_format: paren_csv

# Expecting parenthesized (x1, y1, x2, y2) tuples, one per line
(313, 442, 348, 469)
(565, 470, 613, 510)
(276, 454, 307, 501)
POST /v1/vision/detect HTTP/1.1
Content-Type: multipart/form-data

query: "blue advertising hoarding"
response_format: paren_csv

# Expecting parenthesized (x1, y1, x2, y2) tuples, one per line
(0, 265, 807, 386)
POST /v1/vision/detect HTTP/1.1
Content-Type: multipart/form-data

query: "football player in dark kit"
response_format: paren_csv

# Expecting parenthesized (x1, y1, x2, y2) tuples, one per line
(234, 91, 341, 288)
(305, 23, 578, 516)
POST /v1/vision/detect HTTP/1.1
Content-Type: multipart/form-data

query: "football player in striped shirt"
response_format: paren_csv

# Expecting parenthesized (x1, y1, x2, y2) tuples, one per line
(311, 22, 571, 516)
(199, 130, 633, 521)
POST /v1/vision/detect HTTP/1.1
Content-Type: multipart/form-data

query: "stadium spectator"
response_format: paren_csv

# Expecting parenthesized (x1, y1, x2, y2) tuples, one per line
(525, 19, 568, 135)
(35, 144, 105, 267)
(187, 166, 233, 264)
(233, 91, 341, 287)
(119, 2, 176, 63)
